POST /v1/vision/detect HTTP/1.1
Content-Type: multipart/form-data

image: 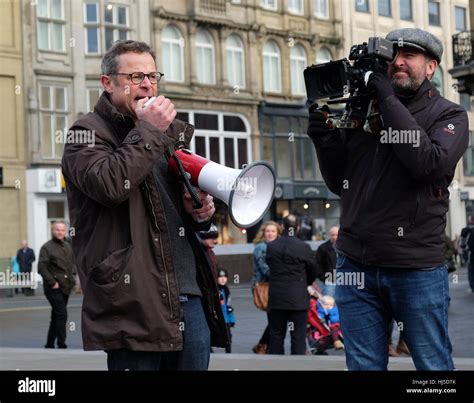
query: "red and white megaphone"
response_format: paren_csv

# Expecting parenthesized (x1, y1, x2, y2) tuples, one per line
(168, 149, 276, 228)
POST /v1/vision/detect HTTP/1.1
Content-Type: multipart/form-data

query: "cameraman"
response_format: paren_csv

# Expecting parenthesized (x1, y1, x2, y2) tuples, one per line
(307, 28, 468, 370)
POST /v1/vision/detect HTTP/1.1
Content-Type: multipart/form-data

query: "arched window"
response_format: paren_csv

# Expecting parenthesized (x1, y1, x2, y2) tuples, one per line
(263, 40, 282, 92)
(432, 66, 444, 96)
(290, 44, 307, 95)
(161, 25, 184, 82)
(316, 46, 332, 64)
(226, 35, 245, 89)
(196, 29, 216, 84)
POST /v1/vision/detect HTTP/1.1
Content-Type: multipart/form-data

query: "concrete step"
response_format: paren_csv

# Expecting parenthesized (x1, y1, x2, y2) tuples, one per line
(1, 348, 473, 371)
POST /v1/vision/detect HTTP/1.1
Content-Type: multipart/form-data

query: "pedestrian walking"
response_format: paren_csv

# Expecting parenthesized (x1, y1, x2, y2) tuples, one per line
(38, 221, 75, 349)
(266, 215, 317, 355)
(251, 221, 281, 354)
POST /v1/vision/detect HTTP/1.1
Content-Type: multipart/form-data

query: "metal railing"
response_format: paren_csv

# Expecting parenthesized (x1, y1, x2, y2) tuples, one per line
(453, 30, 474, 67)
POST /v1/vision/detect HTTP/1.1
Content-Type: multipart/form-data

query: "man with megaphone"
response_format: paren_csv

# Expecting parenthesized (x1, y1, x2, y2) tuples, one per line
(62, 40, 230, 370)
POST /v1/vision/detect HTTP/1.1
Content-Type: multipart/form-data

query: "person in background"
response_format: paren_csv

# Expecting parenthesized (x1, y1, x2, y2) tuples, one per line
(266, 214, 317, 355)
(16, 240, 36, 295)
(38, 221, 76, 349)
(452, 235, 460, 266)
(217, 269, 235, 354)
(197, 224, 219, 277)
(315, 226, 339, 297)
(251, 221, 281, 354)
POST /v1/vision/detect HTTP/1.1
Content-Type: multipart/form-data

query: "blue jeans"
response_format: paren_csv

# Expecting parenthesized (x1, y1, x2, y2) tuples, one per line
(335, 255, 454, 371)
(106, 296, 211, 371)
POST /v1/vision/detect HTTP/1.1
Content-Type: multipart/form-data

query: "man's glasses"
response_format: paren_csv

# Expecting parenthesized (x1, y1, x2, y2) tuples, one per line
(111, 71, 164, 84)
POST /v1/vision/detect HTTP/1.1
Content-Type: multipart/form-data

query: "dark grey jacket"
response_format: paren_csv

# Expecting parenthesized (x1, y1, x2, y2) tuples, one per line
(311, 79, 469, 268)
(38, 238, 75, 295)
(267, 233, 317, 310)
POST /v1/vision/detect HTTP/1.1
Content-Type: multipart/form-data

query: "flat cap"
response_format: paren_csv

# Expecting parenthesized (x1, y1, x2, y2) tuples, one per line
(386, 28, 443, 63)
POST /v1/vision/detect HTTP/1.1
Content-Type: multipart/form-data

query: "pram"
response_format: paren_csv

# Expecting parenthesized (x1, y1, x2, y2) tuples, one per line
(307, 295, 344, 355)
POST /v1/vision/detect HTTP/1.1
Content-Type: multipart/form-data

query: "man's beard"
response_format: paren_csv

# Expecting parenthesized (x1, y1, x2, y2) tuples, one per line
(390, 71, 425, 95)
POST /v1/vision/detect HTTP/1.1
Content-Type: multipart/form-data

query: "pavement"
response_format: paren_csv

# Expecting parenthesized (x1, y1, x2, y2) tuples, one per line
(1, 347, 473, 370)
(1, 265, 473, 370)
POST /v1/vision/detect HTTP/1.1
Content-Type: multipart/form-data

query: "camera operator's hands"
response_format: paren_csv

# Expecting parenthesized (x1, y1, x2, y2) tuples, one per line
(307, 105, 333, 140)
(366, 72, 394, 102)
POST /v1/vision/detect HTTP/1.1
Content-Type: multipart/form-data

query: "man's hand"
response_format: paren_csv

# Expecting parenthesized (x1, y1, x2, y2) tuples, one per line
(307, 105, 333, 140)
(52, 282, 59, 289)
(366, 71, 395, 102)
(183, 190, 215, 223)
(135, 96, 177, 132)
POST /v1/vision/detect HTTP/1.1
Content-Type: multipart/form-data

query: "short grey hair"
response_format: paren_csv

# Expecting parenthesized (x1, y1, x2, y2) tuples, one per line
(101, 40, 156, 75)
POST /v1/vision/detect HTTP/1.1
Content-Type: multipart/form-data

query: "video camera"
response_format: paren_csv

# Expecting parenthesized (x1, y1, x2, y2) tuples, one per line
(304, 37, 397, 131)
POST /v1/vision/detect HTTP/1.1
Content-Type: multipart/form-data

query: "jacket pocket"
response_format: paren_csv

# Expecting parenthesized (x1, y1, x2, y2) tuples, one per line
(89, 245, 133, 286)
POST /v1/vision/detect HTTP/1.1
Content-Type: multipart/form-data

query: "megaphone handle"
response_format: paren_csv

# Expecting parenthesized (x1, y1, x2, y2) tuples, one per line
(168, 149, 204, 209)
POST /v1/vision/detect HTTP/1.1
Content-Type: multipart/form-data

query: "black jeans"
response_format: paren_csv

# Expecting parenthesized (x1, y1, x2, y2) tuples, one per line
(45, 289, 69, 347)
(258, 312, 271, 345)
(268, 309, 307, 355)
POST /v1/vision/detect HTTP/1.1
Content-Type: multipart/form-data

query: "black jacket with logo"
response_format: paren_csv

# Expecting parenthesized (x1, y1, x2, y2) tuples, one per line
(310, 80, 469, 268)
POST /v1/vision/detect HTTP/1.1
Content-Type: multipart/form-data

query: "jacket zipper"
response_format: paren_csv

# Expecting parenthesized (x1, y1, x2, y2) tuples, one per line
(143, 180, 174, 319)
(361, 142, 379, 263)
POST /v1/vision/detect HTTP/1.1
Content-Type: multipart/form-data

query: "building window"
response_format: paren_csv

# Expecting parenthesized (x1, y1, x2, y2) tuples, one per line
(400, 0, 412, 20)
(179, 111, 251, 169)
(260, 114, 322, 181)
(83, 3, 130, 53)
(288, 0, 304, 15)
(84, 3, 100, 54)
(261, 0, 278, 10)
(196, 29, 216, 85)
(290, 44, 307, 96)
(226, 35, 245, 89)
(378, 0, 391, 16)
(37, 0, 65, 52)
(455, 6, 467, 31)
(39, 84, 68, 159)
(263, 40, 282, 93)
(314, 0, 329, 19)
(316, 47, 332, 63)
(87, 88, 102, 112)
(464, 132, 474, 176)
(428, 0, 441, 26)
(355, 0, 369, 13)
(432, 66, 444, 96)
(161, 25, 185, 83)
(104, 4, 129, 50)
